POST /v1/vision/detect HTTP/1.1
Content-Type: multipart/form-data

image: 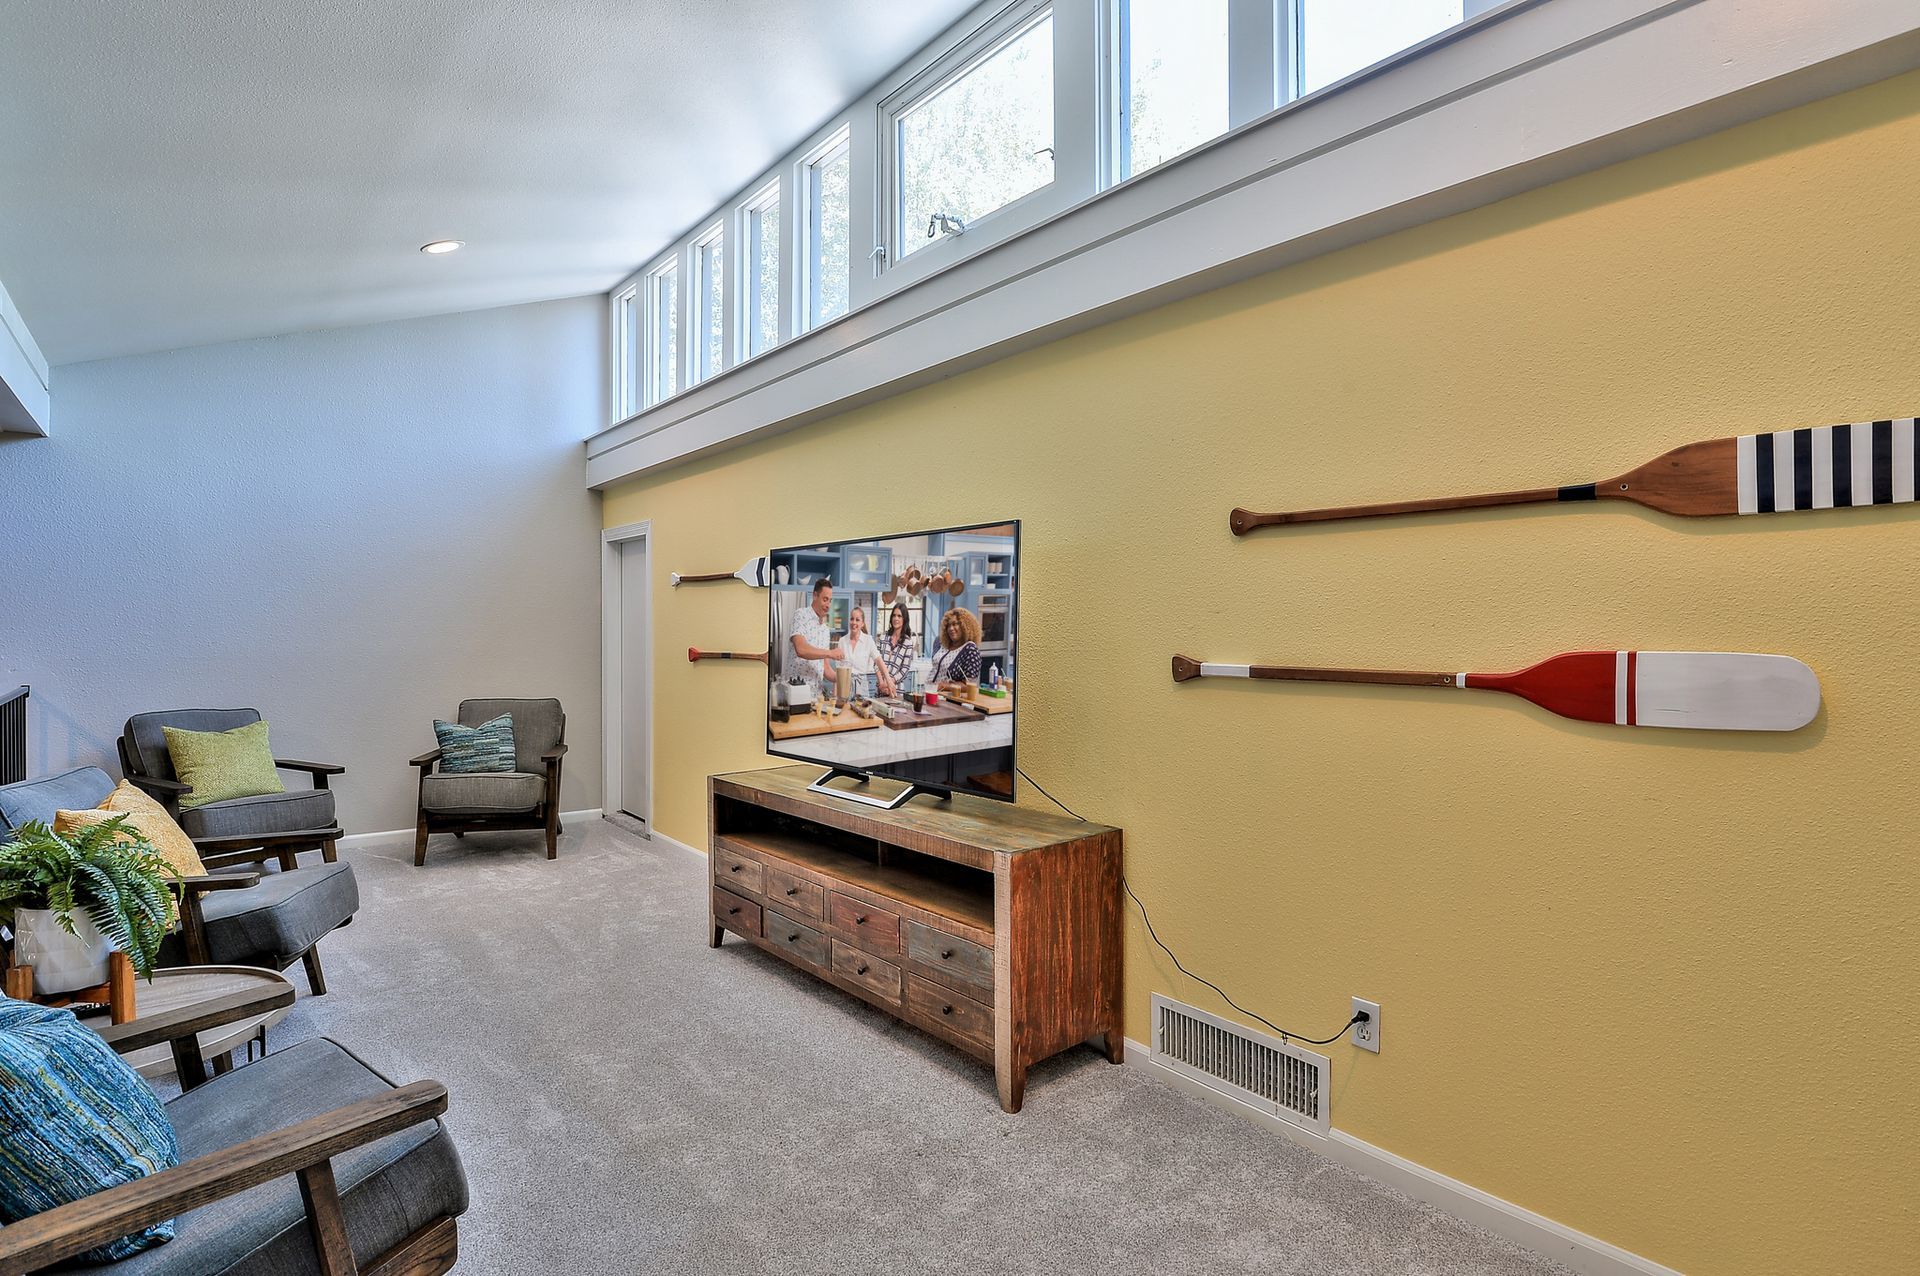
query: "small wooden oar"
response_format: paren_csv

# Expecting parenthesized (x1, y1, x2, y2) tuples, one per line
(671, 557, 769, 587)
(1170, 650, 1820, 732)
(1231, 417, 1917, 533)
(688, 648, 767, 663)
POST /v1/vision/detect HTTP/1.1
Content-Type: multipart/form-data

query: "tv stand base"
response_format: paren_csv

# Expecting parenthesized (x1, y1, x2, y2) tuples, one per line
(805, 767, 949, 810)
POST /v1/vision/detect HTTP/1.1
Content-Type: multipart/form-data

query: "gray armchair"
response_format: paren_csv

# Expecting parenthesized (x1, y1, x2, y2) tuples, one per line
(118, 709, 344, 866)
(0, 767, 358, 996)
(0, 985, 467, 1276)
(411, 697, 567, 866)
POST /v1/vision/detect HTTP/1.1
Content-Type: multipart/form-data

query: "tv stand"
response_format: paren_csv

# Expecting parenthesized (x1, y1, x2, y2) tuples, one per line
(804, 767, 950, 810)
(709, 765, 1122, 1112)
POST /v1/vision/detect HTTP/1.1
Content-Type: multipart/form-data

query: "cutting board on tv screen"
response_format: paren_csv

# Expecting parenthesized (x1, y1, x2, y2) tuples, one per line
(955, 690, 1014, 715)
(881, 699, 983, 730)
(769, 712, 883, 741)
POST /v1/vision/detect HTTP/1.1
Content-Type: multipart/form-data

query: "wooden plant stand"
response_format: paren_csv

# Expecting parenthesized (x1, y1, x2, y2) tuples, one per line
(709, 765, 1122, 1112)
(3, 951, 136, 1024)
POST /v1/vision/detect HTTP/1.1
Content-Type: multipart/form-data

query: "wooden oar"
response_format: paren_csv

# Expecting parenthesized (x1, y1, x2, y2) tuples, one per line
(688, 648, 767, 663)
(1231, 417, 1918, 533)
(671, 557, 769, 587)
(1170, 650, 1820, 732)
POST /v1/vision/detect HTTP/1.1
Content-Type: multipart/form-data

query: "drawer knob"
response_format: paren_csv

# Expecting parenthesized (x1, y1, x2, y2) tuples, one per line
(786, 887, 799, 896)
(855, 914, 867, 924)
(728, 907, 741, 916)
(788, 933, 801, 942)
(941, 949, 954, 960)
(941, 1005, 954, 1016)
(856, 964, 870, 975)
(729, 864, 742, 873)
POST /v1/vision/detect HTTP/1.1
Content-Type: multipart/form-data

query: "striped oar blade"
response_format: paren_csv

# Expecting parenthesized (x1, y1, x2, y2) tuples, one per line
(1170, 651, 1820, 732)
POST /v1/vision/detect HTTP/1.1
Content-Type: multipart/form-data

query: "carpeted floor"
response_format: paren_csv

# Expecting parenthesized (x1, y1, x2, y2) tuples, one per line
(246, 817, 1569, 1275)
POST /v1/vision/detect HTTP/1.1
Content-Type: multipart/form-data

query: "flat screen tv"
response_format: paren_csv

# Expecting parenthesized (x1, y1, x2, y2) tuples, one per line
(768, 521, 1018, 808)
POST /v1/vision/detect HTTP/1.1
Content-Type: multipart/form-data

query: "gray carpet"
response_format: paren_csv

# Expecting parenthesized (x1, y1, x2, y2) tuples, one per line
(242, 818, 1568, 1275)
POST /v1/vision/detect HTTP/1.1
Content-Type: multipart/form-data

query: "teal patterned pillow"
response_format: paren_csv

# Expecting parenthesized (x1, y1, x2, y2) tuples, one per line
(0, 997, 180, 1260)
(434, 714, 516, 773)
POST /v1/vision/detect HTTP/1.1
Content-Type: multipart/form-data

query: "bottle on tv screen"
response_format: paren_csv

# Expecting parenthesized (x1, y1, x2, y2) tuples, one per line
(768, 521, 1018, 805)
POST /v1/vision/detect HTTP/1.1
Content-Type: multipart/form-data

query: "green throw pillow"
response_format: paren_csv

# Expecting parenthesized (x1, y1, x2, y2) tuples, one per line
(162, 720, 285, 810)
(434, 714, 516, 773)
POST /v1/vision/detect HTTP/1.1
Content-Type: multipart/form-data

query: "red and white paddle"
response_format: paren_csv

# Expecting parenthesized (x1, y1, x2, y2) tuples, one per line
(688, 648, 767, 664)
(1170, 650, 1820, 732)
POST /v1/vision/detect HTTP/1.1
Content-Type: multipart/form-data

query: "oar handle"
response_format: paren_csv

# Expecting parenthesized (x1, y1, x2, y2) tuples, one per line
(688, 648, 768, 663)
(675, 571, 738, 583)
(1230, 485, 1588, 534)
(1172, 655, 1454, 686)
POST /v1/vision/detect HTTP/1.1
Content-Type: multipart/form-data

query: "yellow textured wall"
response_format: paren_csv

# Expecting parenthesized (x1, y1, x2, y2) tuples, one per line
(604, 73, 1920, 1273)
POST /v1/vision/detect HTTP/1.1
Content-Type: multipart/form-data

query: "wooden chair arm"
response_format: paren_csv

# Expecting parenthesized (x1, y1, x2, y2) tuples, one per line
(274, 759, 344, 776)
(409, 747, 442, 770)
(541, 744, 569, 761)
(0, 1081, 449, 1275)
(172, 871, 264, 892)
(189, 828, 340, 858)
(94, 984, 295, 1056)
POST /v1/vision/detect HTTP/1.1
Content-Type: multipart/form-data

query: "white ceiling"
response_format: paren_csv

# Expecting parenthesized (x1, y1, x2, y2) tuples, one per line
(0, 0, 973, 366)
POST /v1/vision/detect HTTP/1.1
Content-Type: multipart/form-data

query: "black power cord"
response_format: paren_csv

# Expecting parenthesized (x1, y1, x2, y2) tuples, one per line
(1017, 765, 1371, 1049)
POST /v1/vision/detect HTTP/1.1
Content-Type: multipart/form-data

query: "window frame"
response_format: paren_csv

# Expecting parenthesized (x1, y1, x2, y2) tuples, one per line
(642, 257, 680, 408)
(689, 222, 727, 387)
(878, 1, 1060, 273)
(797, 126, 854, 334)
(735, 178, 786, 364)
(612, 284, 638, 421)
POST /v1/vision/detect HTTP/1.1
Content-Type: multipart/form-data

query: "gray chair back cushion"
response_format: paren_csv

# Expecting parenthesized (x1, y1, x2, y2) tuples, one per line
(0, 766, 118, 834)
(123, 709, 263, 784)
(457, 699, 563, 774)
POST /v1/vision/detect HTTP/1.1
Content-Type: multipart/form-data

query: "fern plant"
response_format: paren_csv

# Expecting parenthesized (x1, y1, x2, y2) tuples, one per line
(0, 818, 180, 980)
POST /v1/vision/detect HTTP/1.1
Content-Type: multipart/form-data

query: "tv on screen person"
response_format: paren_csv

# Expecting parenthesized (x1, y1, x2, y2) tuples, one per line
(787, 577, 845, 689)
(878, 601, 914, 698)
(839, 606, 892, 699)
(929, 606, 982, 689)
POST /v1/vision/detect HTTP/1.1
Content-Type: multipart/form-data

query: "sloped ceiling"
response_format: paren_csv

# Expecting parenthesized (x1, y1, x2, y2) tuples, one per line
(0, 0, 972, 365)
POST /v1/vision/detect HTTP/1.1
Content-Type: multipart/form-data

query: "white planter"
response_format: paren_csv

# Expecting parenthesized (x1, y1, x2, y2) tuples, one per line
(11, 908, 114, 995)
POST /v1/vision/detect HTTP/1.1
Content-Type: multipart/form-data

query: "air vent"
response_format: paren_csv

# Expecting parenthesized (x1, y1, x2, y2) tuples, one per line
(1150, 994, 1330, 1135)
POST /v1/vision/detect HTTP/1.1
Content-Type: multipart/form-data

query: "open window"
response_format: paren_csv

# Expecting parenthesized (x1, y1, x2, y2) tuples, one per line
(645, 259, 678, 405)
(802, 129, 852, 331)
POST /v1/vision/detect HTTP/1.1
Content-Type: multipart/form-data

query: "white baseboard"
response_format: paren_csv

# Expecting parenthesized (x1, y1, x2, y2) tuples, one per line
(1123, 1039, 1680, 1276)
(335, 808, 604, 850)
(644, 829, 704, 859)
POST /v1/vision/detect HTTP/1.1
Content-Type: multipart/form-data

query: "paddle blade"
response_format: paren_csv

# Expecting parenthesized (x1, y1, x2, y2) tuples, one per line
(737, 557, 770, 587)
(1468, 651, 1819, 731)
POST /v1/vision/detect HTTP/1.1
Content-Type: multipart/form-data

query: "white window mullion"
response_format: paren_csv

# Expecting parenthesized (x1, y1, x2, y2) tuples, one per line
(1051, 0, 1100, 204)
(1230, 0, 1284, 125)
(676, 245, 694, 395)
(848, 106, 883, 312)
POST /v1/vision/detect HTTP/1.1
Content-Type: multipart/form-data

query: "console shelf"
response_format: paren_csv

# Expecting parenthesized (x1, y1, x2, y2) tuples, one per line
(708, 765, 1122, 1112)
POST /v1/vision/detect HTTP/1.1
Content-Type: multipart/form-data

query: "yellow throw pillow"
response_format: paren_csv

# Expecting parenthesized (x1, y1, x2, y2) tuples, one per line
(54, 780, 206, 878)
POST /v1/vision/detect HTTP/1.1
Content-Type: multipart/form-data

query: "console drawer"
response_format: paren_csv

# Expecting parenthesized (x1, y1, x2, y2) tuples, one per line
(764, 909, 829, 969)
(764, 864, 823, 920)
(712, 885, 761, 939)
(831, 941, 902, 1003)
(904, 921, 992, 993)
(905, 975, 993, 1051)
(712, 844, 763, 895)
(826, 891, 901, 955)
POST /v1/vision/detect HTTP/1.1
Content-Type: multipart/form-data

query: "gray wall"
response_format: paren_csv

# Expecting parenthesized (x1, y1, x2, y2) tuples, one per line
(0, 297, 605, 833)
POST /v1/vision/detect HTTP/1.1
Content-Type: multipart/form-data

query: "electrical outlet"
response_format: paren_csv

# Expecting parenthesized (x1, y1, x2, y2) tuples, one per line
(1351, 996, 1381, 1053)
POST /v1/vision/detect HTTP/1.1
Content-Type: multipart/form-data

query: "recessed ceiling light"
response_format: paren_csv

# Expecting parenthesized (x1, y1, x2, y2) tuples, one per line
(419, 240, 464, 255)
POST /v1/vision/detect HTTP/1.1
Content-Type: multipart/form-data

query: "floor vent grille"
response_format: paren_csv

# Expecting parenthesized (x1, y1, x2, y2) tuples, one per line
(1150, 994, 1330, 1136)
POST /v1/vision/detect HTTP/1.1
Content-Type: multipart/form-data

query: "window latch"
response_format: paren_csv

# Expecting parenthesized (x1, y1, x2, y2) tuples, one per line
(927, 212, 967, 239)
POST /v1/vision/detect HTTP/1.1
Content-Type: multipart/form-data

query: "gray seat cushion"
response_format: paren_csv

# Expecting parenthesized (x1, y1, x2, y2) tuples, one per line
(0, 766, 117, 834)
(159, 862, 359, 970)
(72, 1036, 468, 1276)
(419, 771, 545, 815)
(123, 709, 263, 785)
(457, 698, 563, 773)
(179, 789, 337, 840)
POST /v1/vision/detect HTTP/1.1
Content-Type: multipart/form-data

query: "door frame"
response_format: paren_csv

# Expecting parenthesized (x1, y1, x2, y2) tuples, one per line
(602, 520, 652, 833)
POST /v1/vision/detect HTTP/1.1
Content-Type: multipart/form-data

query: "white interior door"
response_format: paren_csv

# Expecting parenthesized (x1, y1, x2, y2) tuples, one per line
(619, 539, 650, 822)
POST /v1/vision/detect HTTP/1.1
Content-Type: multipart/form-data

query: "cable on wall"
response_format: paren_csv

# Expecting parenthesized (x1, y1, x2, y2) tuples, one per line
(1017, 766, 1368, 1049)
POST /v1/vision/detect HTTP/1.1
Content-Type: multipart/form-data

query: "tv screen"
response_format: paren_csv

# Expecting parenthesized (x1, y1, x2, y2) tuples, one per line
(767, 521, 1018, 802)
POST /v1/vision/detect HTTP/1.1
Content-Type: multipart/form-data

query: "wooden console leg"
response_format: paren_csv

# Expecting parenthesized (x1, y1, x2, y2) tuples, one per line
(1102, 1029, 1123, 1064)
(996, 1059, 1026, 1114)
(710, 924, 724, 948)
